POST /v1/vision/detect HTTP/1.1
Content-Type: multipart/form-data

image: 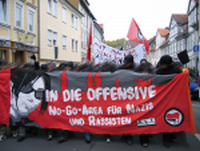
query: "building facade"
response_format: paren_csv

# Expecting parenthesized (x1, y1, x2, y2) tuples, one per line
(161, 14, 188, 63)
(147, 29, 169, 66)
(148, 0, 199, 69)
(0, 0, 39, 64)
(78, 0, 96, 63)
(39, 0, 83, 65)
(147, 36, 156, 65)
(69, 0, 105, 63)
(94, 22, 104, 42)
(187, 0, 199, 68)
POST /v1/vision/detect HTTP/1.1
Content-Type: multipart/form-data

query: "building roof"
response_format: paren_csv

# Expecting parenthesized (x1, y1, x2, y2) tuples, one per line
(172, 14, 188, 25)
(84, 0, 90, 5)
(158, 28, 169, 37)
(99, 24, 104, 29)
(94, 21, 104, 33)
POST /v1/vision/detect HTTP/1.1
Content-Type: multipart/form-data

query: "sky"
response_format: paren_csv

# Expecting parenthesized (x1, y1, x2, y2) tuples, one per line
(88, 0, 189, 41)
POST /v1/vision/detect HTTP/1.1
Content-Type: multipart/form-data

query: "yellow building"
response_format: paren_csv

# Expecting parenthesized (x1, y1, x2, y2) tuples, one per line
(39, 0, 82, 65)
(0, 0, 39, 64)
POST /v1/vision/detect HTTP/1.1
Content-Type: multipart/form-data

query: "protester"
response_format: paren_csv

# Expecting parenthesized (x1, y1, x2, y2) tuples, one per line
(117, 55, 135, 145)
(0, 56, 191, 147)
(58, 61, 74, 71)
(134, 59, 155, 147)
(47, 62, 57, 72)
(0, 60, 8, 141)
(0, 59, 8, 70)
(75, 62, 93, 143)
(134, 58, 154, 73)
(117, 54, 135, 71)
(46, 62, 57, 141)
(56, 61, 75, 143)
(0, 60, 21, 141)
(156, 55, 182, 148)
(96, 62, 117, 143)
(174, 61, 189, 74)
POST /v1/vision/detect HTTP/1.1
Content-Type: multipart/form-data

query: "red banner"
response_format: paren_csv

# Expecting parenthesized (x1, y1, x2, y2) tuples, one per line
(29, 72, 196, 135)
(0, 69, 197, 135)
(0, 69, 11, 125)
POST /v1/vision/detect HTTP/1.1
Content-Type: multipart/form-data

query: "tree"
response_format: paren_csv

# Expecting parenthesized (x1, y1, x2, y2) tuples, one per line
(105, 38, 127, 48)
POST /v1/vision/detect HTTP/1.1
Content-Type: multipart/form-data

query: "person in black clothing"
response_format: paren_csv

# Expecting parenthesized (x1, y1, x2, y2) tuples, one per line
(117, 54, 135, 145)
(156, 55, 182, 75)
(117, 54, 135, 71)
(56, 61, 75, 143)
(134, 59, 155, 147)
(156, 55, 182, 148)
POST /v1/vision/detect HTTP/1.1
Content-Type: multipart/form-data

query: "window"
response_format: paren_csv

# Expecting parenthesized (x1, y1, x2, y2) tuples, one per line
(0, 0, 8, 22)
(71, 13, 74, 27)
(75, 16, 78, 29)
(63, 35, 67, 49)
(75, 40, 78, 52)
(28, 11, 33, 32)
(52, 0, 57, 17)
(48, 29, 52, 45)
(62, 6, 66, 23)
(15, 2, 23, 28)
(28, 7, 35, 33)
(53, 32, 57, 46)
(48, 0, 52, 13)
(72, 39, 74, 51)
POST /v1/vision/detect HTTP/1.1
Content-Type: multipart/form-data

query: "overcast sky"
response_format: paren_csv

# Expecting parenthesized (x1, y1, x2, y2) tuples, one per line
(88, 0, 189, 41)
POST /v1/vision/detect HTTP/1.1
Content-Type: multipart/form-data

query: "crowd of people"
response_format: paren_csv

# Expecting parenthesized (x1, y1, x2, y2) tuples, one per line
(0, 54, 189, 148)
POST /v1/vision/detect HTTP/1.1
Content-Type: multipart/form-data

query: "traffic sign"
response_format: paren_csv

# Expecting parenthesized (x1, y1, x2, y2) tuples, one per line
(193, 45, 199, 52)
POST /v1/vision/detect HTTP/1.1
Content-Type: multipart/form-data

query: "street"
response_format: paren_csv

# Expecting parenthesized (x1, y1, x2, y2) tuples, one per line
(1, 101, 200, 151)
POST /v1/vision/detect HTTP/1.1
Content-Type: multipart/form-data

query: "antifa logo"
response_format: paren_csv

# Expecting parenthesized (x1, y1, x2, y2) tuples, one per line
(164, 108, 184, 127)
(137, 29, 144, 42)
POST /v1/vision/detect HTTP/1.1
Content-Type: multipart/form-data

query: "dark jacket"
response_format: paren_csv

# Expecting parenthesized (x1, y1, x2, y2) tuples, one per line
(156, 64, 182, 75)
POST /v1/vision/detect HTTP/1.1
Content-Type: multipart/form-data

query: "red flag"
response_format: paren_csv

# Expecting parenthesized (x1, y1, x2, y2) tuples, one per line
(87, 22, 92, 61)
(127, 18, 149, 53)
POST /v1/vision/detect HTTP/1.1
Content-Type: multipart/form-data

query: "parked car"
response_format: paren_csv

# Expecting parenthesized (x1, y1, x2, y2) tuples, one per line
(190, 77, 199, 100)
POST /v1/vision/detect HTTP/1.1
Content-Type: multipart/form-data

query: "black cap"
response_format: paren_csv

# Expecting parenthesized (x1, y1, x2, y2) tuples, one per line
(124, 55, 134, 64)
(159, 55, 172, 65)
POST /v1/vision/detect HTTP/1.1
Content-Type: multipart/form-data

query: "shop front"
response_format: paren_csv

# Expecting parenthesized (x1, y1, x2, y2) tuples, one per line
(0, 39, 38, 65)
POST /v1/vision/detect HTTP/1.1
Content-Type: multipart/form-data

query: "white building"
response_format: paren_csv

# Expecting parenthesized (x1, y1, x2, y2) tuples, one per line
(187, 0, 199, 68)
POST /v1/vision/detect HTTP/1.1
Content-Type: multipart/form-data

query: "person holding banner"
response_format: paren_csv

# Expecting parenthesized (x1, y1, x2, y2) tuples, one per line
(57, 61, 75, 143)
(117, 54, 136, 71)
(0, 60, 9, 141)
(117, 54, 135, 145)
(134, 59, 155, 147)
(156, 55, 182, 148)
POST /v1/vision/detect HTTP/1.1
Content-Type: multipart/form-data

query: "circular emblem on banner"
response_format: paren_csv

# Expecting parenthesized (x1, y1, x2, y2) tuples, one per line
(164, 108, 184, 127)
(137, 29, 144, 42)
